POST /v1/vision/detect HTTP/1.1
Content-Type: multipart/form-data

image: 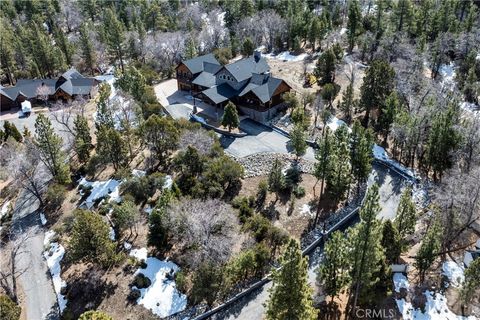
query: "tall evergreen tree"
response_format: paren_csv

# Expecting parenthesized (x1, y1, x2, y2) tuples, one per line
(102, 8, 126, 72)
(346, 0, 361, 52)
(381, 220, 401, 264)
(74, 115, 92, 163)
(221, 102, 240, 132)
(34, 114, 70, 184)
(265, 239, 316, 320)
(349, 121, 373, 193)
(115, 66, 147, 104)
(95, 83, 114, 130)
(378, 92, 399, 140)
(290, 124, 307, 159)
(425, 105, 462, 181)
(415, 216, 442, 283)
(142, 115, 180, 166)
(348, 184, 385, 313)
(268, 158, 285, 203)
(359, 59, 395, 126)
(317, 231, 350, 301)
(3, 121, 22, 142)
(79, 23, 96, 75)
(327, 125, 352, 203)
(314, 49, 336, 85)
(339, 79, 356, 124)
(96, 127, 128, 171)
(395, 187, 416, 240)
(460, 258, 480, 305)
(313, 129, 334, 224)
(241, 37, 254, 57)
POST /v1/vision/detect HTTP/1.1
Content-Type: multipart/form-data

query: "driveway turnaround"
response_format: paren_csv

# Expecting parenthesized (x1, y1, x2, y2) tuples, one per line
(221, 119, 316, 161)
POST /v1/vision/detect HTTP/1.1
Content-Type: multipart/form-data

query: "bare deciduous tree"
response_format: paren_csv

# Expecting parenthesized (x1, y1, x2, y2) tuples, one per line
(178, 128, 215, 155)
(166, 198, 239, 268)
(0, 231, 32, 302)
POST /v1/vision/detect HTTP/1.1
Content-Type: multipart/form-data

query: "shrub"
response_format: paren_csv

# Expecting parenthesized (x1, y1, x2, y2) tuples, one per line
(232, 196, 254, 223)
(175, 270, 187, 293)
(243, 214, 271, 242)
(85, 154, 103, 176)
(0, 294, 21, 320)
(127, 288, 141, 302)
(45, 183, 67, 213)
(293, 186, 306, 198)
(78, 310, 113, 320)
(256, 179, 268, 208)
(284, 166, 301, 190)
(132, 273, 151, 289)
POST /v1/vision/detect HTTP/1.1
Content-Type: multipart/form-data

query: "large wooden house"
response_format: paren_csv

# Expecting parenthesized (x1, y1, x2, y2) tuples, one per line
(0, 68, 99, 111)
(176, 52, 292, 122)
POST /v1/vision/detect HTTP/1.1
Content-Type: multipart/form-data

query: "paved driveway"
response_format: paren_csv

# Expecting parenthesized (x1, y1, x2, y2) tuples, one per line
(12, 192, 59, 320)
(221, 119, 315, 161)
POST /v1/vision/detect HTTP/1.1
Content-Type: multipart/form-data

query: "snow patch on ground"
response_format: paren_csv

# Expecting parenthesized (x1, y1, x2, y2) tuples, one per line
(132, 169, 146, 177)
(133, 256, 187, 318)
(339, 27, 347, 35)
(109, 226, 116, 241)
(463, 252, 474, 267)
(124, 241, 132, 250)
(0, 200, 11, 220)
(43, 232, 68, 312)
(325, 116, 351, 133)
(144, 205, 153, 215)
(442, 261, 464, 287)
(393, 273, 474, 319)
(163, 175, 173, 189)
(78, 177, 122, 209)
(373, 145, 416, 181)
(393, 273, 410, 293)
(262, 51, 308, 62)
(439, 63, 456, 89)
(95, 74, 117, 100)
(300, 204, 313, 217)
(130, 247, 148, 262)
(40, 212, 47, 226)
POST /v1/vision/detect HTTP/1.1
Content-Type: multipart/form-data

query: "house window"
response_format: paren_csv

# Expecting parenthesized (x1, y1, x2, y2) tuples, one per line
(227, 76, 231, 81)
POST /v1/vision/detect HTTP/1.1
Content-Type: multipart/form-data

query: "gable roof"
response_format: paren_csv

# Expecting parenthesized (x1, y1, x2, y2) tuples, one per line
(202, 83, 238, 104)
(237, 74, 288, 103)
(221, 55, 270, 82)
(192, 71, 217, 88)
(181, 53, 220, 74)
(0, 68, 98, 102)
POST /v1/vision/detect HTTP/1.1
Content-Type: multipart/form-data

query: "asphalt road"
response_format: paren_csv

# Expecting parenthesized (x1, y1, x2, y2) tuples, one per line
(11, 191, 59, 320)
(216, 163, 407, 320)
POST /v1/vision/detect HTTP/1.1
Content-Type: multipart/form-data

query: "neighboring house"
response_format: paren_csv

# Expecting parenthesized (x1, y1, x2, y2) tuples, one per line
(0, 68, 100, 111)
(176, 52, 292, 122)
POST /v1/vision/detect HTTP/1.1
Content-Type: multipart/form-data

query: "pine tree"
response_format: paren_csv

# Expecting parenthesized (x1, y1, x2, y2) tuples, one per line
(96, 126, 128, 171)
(102, 8, 126, 72)
(69, 209, 118, 268)
(378, 92, 399, 140)
(239, 0, 255, 17)
(142, 115, 180, 166)
(184, 36, 197, 60)
(0, 21, 17, 85)
(350, 121, 373, 193)
(74, 115, 92, 163)
(290, 124, 307, 159)
(321, 83, 338, 109)
(79, 23, 96, 75)
(327, 126, 352, 203)
(313, 130, 334, 224)
(317, 231, 350, 301)
(415, 216, 442, 283)
(265, 239, 316, 320)
(241, 37, 254, 57)
(395, 187, 416, 240)
(3, 121, 22, 142)
(115, 66, 147, 104)
(112, 199, 138, 238)
(53, 24, 74, 66)
(314, 49, 336, 85)
(339, 79, 356, 124)
(95, 83, 114, 130)
(460, 258, 480, 305)
(148, 191, 172, 251)
(268, 158, 285, 203)
(346, 0, 361, 52)
(348, 184, 385, 313)
(221, 102, 240, 132)
(392, 0, 414, 32)
(425, 105, 462, 181)
(34, 114, 70, 184)
(359, 59, 395, 126)
(381, 220, 401, 264)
